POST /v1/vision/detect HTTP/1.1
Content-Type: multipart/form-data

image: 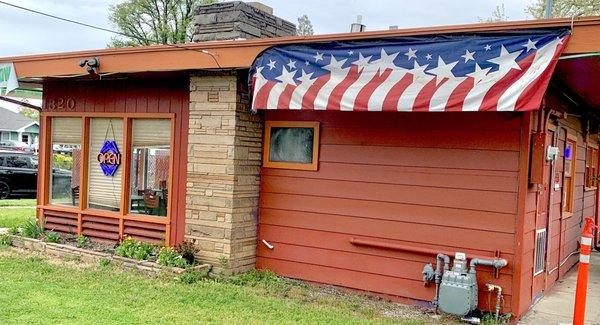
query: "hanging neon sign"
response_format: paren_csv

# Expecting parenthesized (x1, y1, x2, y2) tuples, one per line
(97, 140, 121, 176)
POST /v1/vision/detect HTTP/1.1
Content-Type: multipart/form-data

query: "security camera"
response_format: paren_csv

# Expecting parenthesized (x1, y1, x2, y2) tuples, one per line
(77, 57, 100, 74)
(87, 57, 99, 68)
(78, 59, 88, 68)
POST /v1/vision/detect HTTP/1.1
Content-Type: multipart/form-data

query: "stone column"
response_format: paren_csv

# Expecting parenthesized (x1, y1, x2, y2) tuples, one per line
(186, 72, 262, 274)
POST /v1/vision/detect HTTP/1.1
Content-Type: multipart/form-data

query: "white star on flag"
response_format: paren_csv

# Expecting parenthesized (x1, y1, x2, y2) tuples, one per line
(461, 49, 475, 63)
(322, 55, 347, 72)
(466, 63, 492, 84)
(296, 69, 314, 84)
(484, 44, 492, 51)
(314, 52, 324, 62)
(425, 54, 432, 60)
(276, 67, 297, 86)
(305, 60, 310, 66)
(410, 61, 429, 79)
(405, 48, 417, 60)
(373, 49, 400, 73)
(427, 56, 458, 85)
(488, 45, 522, 72)
(286, 60, 297, 69)
(523, 39, 538, 51)
(267, 59, 277, 70)
(348, 50, 354, 55)
(353, 53, 372, 72)
(254, 66, 264, 78)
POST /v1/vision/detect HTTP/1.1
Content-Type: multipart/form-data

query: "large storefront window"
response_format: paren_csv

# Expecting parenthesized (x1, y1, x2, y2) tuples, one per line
(88, 118, 124, 211)
(129, 119, 171, 217)
(50, 117, 82, 206)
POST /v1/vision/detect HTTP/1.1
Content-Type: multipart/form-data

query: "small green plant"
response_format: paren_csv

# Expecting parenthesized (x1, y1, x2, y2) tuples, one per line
(8, 226, 19, 235)
(177, 268, 209, 284)
(218, 255, 229, 269)
(0, 234, 12, 246)
(176, 241, 198, 265)
(76, 235, 89, 248)
(44, 231, 60, 243)
(99, 258, 111, 267)
(21, 220, 44, 239)
(115, 237, 155, 261)
(157, 247, 188, 268)
(481, 312, 511, 325)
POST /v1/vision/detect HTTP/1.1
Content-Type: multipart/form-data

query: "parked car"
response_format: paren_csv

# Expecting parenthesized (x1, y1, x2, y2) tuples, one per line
(0, 140, 30, 152)
(0, 151, 71, 199)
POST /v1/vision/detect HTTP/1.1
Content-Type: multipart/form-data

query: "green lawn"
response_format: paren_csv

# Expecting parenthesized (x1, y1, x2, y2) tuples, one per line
(0, 208, 35, 228)
(0, 199, 36, 207)
(0, 250, 428, 324)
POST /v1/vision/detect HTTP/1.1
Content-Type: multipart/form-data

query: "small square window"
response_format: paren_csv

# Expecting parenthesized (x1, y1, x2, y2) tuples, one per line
(263, 121, 319, 171)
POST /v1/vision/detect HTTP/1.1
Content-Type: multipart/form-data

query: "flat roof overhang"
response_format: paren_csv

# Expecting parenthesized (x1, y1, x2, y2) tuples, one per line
(5, 17, 600, 79)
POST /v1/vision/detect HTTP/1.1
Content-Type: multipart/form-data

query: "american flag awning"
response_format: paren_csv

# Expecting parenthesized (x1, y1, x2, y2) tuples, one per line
(250, 29, 570, 112)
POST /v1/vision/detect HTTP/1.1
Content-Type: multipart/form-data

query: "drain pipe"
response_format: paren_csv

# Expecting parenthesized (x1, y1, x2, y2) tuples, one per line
(433, 253, 450, 312)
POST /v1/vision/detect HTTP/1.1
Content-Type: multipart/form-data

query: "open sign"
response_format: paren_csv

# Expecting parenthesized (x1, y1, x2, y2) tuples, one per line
(97, 140, 121, 176)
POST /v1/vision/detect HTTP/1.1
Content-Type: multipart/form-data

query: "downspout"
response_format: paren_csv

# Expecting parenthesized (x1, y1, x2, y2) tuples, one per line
(545, 116, 558, 284)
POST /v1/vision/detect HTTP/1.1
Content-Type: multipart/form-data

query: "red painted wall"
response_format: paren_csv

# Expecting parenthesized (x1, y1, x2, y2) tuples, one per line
(258, 110, 523, 314)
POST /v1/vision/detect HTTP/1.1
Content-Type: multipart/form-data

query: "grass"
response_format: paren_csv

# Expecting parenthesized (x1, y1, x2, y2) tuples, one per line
(0, 199, 36, 207)
(0, 250, 430, 325)
(0, 199, 36, 228)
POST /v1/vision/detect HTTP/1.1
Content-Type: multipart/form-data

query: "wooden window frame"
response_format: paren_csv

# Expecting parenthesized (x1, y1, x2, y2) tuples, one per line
(263, 121, 320, 171)
(39, 112, 175, 245)
(585, 143, 599, 190)
(562, 133, 577, 218)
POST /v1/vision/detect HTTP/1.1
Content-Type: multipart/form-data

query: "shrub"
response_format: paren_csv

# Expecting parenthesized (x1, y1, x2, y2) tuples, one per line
(157, 247, 188, 268)
(115, 237, 155, 261)
(44, 231, 60, 243)
(76, 235, 89, 248)
(99, 258, 111, 267)
(52, 153, 73, 170)
(8, 226, 19, 235)
(175, 241, 198, 265)
(0, 234, 12, 246)
(21, 220, 44, 239)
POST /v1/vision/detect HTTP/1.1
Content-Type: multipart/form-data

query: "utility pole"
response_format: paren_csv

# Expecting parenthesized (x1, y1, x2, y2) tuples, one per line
(545, 0, 553, 18)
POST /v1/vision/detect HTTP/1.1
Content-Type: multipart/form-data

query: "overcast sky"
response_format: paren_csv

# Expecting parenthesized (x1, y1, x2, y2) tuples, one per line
(0, 0, 536, 57)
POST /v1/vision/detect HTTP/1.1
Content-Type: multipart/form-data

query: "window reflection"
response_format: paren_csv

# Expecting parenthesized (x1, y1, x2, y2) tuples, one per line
(129, 119, 170, 217)
(49, 118, 81, 206)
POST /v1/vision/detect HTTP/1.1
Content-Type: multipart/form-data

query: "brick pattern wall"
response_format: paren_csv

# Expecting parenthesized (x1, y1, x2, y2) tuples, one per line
(192, 1, 296, 42)
(186, 72, 262, 273)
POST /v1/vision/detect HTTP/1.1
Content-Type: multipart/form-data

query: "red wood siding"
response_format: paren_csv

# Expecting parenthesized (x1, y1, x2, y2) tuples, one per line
(40, 76, 189, 244)
(258, 110, 522, 313)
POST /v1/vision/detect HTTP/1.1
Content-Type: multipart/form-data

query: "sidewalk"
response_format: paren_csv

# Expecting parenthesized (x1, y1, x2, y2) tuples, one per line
(519, 252, 600, 325)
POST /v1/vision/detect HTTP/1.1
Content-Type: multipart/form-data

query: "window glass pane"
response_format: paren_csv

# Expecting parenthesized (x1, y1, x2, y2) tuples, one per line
(269, 127, 314, 163)
(88, 118, 123, 211)
(129, 119, 170, 217)
(50, 117, 80, 206)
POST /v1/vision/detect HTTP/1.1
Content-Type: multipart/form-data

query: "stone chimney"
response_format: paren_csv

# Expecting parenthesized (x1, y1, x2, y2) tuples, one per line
(192, 1, 296, 42)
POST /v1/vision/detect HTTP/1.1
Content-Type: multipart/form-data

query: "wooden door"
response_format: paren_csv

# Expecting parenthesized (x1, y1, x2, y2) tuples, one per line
(532, 130, 554, 299)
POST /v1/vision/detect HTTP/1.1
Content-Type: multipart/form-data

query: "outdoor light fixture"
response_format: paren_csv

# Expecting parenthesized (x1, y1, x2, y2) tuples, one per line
(78, 57, 100, 74)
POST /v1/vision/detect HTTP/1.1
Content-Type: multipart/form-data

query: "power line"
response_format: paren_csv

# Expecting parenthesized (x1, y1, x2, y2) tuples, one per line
(0, 0, 222, 68)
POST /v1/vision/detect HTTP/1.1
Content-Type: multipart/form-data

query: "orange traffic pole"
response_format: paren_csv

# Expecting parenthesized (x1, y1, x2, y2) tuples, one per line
(573, 217, 596, 325)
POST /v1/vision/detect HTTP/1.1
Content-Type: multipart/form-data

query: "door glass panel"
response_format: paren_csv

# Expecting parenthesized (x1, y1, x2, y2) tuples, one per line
(50, 117, 81, 206)
(88, 118, 123, 211)
(129, 119, 171, 217)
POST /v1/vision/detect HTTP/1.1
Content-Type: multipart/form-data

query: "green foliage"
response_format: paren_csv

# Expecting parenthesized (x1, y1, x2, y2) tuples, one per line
(44, 231, 60, 244)
(8, 226, 19, 235)
(0, 199, 36, 207)
(76, 235, 89, 248)
(297, 14, 314, 36)
(481, 312, 512, 324)
(115, 237, 155, 260)
(177, 268, 209, 284)
(0, 234, 12, 246)
(19, 107, 39, 121)
(0, 207, 35, 229)
(176, 241, 197, 264)
(108, 0, 217, 47)
(99, 258, 111, 267)
(21, 220, 44, 239)
(479, 4, 509, 22)
(52, 154, 73, 170)
(157, 247, 188, 268)
(527, 0, 600, 19)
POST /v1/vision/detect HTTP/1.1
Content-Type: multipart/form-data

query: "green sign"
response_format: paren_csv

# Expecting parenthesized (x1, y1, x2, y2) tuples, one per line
(0, 63, 19, 95)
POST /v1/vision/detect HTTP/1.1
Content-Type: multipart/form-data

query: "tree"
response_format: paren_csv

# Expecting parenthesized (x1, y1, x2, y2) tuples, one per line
(19, 106, 39, 121)
(297, 14, 314, 36)
(108, 0, 217, 47)
(527, 0, 600, 19)
(479, 4, 509, 22)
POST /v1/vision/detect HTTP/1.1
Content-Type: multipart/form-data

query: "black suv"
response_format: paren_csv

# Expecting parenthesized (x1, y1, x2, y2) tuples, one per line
(0, 151, 72, 199)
